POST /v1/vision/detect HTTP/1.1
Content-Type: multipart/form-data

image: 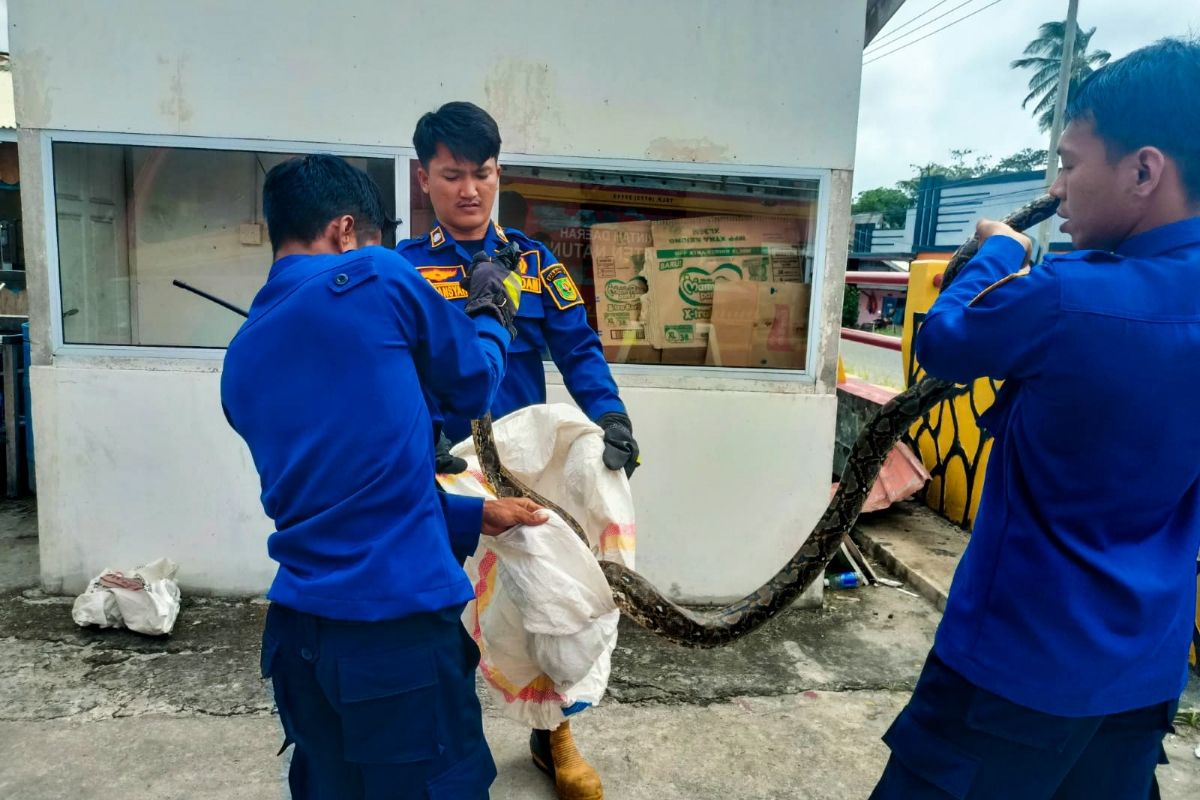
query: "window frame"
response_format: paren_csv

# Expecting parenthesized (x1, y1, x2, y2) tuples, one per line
(41, 130, 416, 360)
(41, 131, 832, 387)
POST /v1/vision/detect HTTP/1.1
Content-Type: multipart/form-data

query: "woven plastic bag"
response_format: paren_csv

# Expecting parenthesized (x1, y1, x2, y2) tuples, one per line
(439, 404, 635, 729)
(71, 557, 182, 636)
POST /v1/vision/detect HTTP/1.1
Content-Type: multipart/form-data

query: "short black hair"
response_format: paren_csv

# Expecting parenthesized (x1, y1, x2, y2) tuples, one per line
(1067, 37, 1200, 199)
(262, 154, 397, 252)
(413, 101, 501, 168)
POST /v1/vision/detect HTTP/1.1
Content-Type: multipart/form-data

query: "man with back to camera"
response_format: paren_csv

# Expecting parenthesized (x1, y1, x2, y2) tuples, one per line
(222, 153, 546, 799)
(870, 39, 1200, 800)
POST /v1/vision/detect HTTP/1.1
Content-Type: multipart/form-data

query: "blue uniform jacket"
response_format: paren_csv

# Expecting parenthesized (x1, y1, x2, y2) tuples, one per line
(221, 246, 510, 621)
(396, 222, 625, 443)
(919, 219, 1200, 717)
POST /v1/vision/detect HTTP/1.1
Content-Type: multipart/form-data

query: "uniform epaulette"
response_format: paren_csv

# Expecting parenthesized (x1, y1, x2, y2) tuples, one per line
(1042, 248, 1121, 265)
(397, 233, 430, 250)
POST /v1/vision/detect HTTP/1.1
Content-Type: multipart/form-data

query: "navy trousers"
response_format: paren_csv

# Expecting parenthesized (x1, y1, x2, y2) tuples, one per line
(261, 603, 495, 800)
(870, 653, 1177, 800)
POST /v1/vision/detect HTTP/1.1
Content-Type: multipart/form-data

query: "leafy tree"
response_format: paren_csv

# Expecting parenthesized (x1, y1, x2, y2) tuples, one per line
(896, 149, 994, 198)
(842, 284, 860, 327)
(854, 147, 1051, 230)
(852, 187, 910, 229)
(992, 147, 1048, 174)
(1011, 21, 1111, 132)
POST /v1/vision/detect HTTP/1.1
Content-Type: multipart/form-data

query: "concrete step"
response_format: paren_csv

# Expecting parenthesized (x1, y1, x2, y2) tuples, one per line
(851, 501, 965, 613)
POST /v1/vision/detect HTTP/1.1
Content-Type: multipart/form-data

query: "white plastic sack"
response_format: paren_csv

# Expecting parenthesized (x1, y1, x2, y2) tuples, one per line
(71, 557, 182, 636)
(439, 404, 635, 730)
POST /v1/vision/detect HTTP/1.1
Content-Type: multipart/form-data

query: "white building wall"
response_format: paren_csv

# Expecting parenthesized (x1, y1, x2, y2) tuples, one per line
(32, 362, 835, 602)
(14, 0, 864, 600)
(31, 363, 276, 595)
(11, 0, 865, 169)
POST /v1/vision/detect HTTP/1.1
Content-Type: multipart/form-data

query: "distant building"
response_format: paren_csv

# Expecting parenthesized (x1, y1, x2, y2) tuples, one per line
(852, 171, 1069, 261)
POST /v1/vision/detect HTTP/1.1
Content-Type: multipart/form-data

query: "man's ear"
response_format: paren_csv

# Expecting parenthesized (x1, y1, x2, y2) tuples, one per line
(1131, 146, 1166, 198)
(324, 215, 358, 253)
(417, 165, 431, 195)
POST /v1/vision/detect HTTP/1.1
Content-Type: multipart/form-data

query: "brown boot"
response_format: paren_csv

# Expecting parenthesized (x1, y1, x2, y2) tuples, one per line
(529, 721, 604, 800)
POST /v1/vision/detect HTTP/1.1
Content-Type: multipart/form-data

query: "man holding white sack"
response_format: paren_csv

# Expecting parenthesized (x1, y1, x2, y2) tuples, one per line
(397, 102, 637, 800)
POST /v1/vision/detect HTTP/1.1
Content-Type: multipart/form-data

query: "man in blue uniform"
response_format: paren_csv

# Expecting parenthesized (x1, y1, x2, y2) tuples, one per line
(221, 154, 546, 799)
(871, 39, 1200, 799)
(397, 101, 628, 800)
(397, 102, 639, 482)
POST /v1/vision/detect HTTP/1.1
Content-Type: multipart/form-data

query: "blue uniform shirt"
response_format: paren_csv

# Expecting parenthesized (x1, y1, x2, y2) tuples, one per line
(397, 222, 626, 443)
(221, 246, 510, 621)
(919, 218, 1200, 717)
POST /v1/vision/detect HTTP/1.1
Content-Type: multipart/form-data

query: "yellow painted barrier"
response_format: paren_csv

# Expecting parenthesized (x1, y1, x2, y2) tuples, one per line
(901, 260, 999, 529)
(1193, 568, 1198, 669)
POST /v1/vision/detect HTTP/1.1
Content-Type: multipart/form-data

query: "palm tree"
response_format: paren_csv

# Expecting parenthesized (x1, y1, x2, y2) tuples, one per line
(1011, 21, 1111, 132)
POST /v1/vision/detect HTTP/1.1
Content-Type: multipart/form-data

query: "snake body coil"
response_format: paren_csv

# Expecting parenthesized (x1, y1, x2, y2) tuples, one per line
(472, 195, 1060, 648)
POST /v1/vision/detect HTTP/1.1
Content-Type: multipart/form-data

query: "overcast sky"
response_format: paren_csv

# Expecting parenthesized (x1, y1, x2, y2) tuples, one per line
(854, 0, 1200, 196)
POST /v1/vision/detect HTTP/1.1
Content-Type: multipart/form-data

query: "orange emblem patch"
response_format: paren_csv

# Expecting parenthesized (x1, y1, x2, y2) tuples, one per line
(418, 266, 465, 283)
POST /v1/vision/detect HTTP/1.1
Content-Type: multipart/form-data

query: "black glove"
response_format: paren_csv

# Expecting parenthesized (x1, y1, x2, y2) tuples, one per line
(435, 430, 467, 475)
(463, 241, 524, 335)
(597, 412, 640, 478)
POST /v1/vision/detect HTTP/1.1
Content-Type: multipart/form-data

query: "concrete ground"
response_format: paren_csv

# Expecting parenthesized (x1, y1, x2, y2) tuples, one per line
(1, 498, 1197, 799)
(0, 496, 37, 594)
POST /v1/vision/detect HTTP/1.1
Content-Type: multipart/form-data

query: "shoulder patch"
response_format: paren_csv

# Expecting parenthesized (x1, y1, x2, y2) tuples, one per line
(541, 263, 583, 310)
(968, 265, 1031, 307)
(518, 250, 543, 294)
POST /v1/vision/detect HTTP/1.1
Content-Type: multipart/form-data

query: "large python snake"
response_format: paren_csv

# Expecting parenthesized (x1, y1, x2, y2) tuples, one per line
(472, 195, 1060, 648)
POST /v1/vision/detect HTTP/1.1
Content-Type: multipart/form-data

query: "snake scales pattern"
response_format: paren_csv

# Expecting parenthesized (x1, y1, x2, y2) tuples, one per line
(471, 195, 1060, 648)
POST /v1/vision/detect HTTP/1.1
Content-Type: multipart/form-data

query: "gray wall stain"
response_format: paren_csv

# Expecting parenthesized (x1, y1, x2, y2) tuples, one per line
(644, 137, 732, 163)
(484, 58, 563, 154)
(159, 55, 194, 131)
(12, 48, 53, 129)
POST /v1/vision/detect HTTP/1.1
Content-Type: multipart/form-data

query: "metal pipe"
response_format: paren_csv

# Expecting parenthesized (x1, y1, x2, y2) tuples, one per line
(172, 279, 250, 318)
(840, 328, 903, 352)
(844, 272, 910, 287)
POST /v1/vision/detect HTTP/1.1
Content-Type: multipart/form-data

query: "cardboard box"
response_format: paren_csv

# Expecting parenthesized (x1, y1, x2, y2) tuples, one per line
(589, 221, 659, 365)
(642, 245, 801, 350)
(601, 323, 661, 365)
(658, 345, 710, 366)
(650, 215, 803, 251)
(591, 221, 652, 328)
(705, 281, 810, 369)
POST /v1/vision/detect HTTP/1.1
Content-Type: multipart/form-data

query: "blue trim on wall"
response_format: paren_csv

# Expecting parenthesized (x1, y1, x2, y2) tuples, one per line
(913, 175, 944, 251)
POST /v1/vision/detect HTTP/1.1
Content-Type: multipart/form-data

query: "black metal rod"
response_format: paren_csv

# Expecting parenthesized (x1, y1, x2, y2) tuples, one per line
(172, 279, 249, 318)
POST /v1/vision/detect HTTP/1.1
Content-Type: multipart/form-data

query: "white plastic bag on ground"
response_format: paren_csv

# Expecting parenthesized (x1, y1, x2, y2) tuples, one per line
(71, 557, 182, 636)
(438, 404, 635, 730)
